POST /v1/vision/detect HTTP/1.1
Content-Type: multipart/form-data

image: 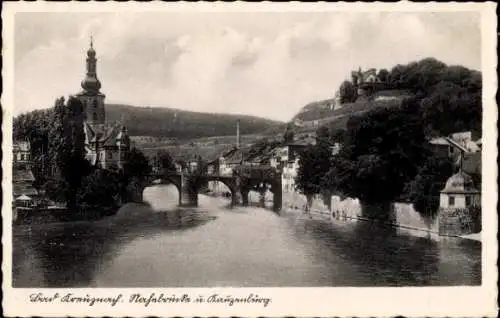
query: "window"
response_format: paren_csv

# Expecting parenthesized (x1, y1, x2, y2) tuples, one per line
(448, 196, 455, 207)
(465, 196, 471, 206)
(20, 154, 25, 161)
(93, 112, 98, 121)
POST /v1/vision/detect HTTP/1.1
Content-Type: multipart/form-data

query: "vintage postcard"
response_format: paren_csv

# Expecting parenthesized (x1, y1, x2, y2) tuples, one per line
(2, 1, 498, 317)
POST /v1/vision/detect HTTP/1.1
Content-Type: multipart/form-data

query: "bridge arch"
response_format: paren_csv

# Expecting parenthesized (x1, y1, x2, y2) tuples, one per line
(143, 180, 182, 211)
(197, 176, 239, 207)
(239, 177, 282, 212)
(124, 175, 182, 206)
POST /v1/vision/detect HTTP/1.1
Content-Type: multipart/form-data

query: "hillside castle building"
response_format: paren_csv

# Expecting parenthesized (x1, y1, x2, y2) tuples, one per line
(75, 37, 130, 170)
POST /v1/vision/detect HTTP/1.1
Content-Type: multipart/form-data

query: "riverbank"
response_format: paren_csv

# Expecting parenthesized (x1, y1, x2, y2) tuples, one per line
(460, 232, 482, 242)
(13, 204, 119, 225)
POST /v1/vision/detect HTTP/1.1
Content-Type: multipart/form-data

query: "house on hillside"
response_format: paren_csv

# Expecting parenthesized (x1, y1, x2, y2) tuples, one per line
(351, 67, 388, 99)
(430, 131, 481, 161)
(270, 142, 308, 193)
(430, 131, 482, 190)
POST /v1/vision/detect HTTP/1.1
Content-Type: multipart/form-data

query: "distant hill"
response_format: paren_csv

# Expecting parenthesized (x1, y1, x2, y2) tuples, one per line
(105, 104, 283, 140)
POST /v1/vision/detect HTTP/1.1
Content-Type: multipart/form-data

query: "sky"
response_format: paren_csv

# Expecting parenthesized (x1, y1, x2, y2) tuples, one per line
(14, 11, 481, 121)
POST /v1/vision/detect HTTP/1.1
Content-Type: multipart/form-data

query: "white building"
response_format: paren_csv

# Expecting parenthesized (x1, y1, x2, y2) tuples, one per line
(440, 172, 481, 209)
(270, 143, 307, 193)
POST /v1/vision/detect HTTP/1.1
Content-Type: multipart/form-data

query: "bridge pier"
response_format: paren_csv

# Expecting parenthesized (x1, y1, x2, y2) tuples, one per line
(259, 189, 266, 208)
(241, 189, 250, 206)
(125, 177, 146, 204)
(273, 192, 282, 213)
(179, 175, 198, 207)
(272, 182, 282, 214)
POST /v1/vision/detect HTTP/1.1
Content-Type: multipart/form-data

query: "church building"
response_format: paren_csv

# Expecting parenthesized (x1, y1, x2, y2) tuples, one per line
(75, 38, 130, 170)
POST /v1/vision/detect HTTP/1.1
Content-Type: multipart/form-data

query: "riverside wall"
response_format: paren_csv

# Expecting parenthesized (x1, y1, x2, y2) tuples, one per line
(209, 183, 479, 238)
(281, 191, 439, 235)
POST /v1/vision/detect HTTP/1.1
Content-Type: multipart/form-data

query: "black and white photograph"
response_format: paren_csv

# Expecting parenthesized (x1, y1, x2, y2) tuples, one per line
(2, 2, 497, 317)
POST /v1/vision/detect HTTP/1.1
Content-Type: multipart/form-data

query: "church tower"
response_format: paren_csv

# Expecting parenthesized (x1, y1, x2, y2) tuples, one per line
(77, 36, 106, 124)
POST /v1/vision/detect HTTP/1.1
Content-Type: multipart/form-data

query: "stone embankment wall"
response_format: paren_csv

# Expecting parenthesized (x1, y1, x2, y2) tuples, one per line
(211, 186, 480, 238)
(438, 207, 481, 236)
(282, 192, 440, 234)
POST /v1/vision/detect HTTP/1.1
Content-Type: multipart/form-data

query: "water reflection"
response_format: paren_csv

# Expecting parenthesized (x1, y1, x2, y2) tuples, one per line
(13, 203, 215, 287)
(12, 185, 481, 287)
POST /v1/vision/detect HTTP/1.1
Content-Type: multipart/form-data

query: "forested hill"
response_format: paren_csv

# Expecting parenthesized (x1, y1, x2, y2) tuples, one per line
(105, 104, 282, 139)
(290, 58, 482, 138)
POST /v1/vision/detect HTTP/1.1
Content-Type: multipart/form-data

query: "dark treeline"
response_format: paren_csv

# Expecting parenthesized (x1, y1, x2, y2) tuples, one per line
(15, 104, 282, 142)
(296, 58, 482, 221)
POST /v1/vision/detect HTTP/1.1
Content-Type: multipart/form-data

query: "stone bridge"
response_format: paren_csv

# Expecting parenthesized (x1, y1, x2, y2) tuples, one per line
(125, 165, 282, 212)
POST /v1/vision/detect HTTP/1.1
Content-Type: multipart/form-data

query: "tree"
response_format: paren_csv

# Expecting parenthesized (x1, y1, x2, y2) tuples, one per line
(124, 147, 152, 181)
(377, 69, 389, 83)
(315, 126, 332, 148)
(338, 80, 357, 103)
(53, 97, 92, 210)
(79, 169, 121, 208)
(295, 144, 332, 199)
(330, 128, 346, 144)
(405, 154, 454, 220)
(329, 98, 429, 205)
(155, 150, 176, 173)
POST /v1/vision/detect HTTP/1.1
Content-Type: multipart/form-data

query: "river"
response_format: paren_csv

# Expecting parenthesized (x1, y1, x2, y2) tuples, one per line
(12, 185, 481, 287)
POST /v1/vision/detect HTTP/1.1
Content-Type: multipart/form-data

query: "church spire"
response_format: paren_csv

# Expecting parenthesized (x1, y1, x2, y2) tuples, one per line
(81, 35, 101, 93)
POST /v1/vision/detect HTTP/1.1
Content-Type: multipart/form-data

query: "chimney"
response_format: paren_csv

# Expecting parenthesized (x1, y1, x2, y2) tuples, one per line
(236, 119, 240, 149)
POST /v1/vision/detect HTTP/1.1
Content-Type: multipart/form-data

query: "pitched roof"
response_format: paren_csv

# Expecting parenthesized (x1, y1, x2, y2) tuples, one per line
(245, 150, 274, 164)
(84, 121, 127, 147)
(445, 137, 469, 153)
(13, 183, 38, 197)
(442, 171, 479, 194)
(429, 137, 449, 146)
(224, 148, 245, 164)
(13, 168, 35, 182)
